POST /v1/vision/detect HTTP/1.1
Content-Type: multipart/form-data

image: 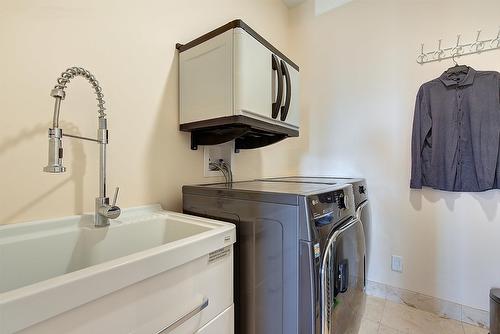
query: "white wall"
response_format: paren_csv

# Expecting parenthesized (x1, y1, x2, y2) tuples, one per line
(0, 0, 291, 224)
(288, 0, 500, 310)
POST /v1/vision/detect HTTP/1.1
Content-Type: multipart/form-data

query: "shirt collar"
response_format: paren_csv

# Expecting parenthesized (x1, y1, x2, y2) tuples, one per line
(439, 67, 476, 87)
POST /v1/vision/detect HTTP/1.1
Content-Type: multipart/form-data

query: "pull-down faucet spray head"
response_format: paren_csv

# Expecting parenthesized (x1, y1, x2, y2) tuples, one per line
(43, 127, 66, 173)
(43, 88, 66, 173)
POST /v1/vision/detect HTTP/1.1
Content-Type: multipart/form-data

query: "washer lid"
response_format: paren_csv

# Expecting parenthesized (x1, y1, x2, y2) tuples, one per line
(491, 288, 500, 303)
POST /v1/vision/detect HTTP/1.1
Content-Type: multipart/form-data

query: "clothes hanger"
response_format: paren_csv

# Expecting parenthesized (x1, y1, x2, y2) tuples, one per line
(446, 53, 469, 75)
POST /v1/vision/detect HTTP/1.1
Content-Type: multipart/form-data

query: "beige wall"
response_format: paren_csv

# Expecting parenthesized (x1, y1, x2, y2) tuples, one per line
(0, 0, 293, 225)
(288, 0, 500, 310)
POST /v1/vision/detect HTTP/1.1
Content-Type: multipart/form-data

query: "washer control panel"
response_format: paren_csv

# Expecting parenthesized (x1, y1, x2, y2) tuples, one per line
(308, 186, 354, 225)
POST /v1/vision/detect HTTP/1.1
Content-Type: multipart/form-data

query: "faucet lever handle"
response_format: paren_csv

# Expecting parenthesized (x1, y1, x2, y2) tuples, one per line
(112, 187, 119, 206)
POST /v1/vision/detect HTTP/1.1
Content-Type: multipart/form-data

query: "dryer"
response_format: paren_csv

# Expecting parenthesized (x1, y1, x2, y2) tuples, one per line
(262, 177, 371, 272)
(183, 180, 366, 334)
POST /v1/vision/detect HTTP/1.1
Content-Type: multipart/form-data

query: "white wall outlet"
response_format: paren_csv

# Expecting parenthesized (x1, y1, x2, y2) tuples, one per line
(203, 142, 234, 177)
(391, 255, 403, 273)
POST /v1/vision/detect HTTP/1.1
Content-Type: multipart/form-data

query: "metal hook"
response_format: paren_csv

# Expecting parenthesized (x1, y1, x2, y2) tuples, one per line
(451, 34, 463, 56)
(417, 43, 428, 64)
(434, 39, 444, 60)
(471, 30, 485, 52)
(452, 52, 459, 66)
(491, 27, 500, 48)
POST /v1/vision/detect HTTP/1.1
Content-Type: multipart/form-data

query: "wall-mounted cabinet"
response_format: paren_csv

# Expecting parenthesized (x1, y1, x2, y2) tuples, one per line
(177, 20, 299, 151)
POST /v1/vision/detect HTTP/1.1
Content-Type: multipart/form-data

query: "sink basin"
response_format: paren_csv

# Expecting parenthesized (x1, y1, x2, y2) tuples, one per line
(0, 205, 236, 333)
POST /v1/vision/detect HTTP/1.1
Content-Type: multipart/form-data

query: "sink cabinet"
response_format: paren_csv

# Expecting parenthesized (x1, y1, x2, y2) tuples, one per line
(0, 205, 235, 334)
(19, 247, 234, 334)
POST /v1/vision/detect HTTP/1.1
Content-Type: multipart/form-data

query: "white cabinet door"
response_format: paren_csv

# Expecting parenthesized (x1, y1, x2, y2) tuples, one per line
(234, 28, 299, 130)
(195, 305, 234, 334)
(179, 30, 234, 124)
(280, 64, 300, 128)
(233, 28, 274, 123)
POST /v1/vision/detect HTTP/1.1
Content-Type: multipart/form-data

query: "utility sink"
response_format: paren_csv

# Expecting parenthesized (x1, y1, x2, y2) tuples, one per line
(0, 205, 236, 333)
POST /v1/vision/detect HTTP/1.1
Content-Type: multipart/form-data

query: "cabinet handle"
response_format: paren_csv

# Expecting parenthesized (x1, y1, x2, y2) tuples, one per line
(272, 54, 283, 119)
(280, 60, 291, 122)
(156, 298, 209, 334)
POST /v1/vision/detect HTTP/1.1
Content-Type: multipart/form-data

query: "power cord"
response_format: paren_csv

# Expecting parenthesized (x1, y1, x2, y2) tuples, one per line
(220, 160, 233, 183)
(209, 159, 233, 186)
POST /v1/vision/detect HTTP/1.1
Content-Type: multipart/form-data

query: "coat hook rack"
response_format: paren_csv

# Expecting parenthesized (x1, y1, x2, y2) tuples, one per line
(417, 27, 500, 64)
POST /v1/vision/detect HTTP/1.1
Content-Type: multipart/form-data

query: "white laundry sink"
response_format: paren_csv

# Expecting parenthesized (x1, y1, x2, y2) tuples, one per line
(0, 205, 236, 334)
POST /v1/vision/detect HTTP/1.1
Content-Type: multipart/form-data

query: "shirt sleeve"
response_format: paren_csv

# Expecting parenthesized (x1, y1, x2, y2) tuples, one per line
(410, 86, 432, 189)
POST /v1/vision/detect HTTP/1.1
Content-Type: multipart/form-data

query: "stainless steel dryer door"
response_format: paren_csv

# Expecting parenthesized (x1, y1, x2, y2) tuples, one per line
(321, 218, 366, 334)
(356, 200, 371, 273)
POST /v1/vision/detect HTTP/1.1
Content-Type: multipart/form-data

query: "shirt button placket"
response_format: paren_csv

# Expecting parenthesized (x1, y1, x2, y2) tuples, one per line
(457, 86, 463, 182)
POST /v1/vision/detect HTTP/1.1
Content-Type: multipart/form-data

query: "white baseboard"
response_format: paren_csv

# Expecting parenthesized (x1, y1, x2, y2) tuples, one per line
(366, 280, 490, 329)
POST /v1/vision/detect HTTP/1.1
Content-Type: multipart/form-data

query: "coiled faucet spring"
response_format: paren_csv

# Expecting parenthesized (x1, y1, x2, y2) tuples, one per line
(51, 67, 106, 126)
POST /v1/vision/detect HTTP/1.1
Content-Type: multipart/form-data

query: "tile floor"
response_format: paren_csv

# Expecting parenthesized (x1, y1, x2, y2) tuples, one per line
(360, 296, 489, 334)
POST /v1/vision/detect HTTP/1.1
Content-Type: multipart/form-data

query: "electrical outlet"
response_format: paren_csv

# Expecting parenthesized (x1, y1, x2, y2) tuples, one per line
(391, 255, 403, 273)
(203, 142, 234, 177)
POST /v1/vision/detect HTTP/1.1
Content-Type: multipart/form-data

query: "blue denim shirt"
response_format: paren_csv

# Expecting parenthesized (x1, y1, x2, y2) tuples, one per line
(411, 68, 500, 192)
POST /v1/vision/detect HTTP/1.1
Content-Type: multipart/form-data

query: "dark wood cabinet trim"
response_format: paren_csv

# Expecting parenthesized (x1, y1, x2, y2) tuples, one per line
(179, 115, 299, 137)
(176, 19, 299, 71)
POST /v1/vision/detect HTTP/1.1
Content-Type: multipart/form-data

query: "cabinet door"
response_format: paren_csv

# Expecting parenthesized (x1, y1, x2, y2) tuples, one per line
(233, 28, 275, 123)
(195, 305, 234, 334)
(234, 29, 299, 130)
(179, 30, 234, 124)
(280, 63, 300, 129)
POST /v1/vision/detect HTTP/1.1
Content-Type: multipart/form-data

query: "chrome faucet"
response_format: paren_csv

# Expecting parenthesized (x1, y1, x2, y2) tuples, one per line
(43, 67, 121, 227)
